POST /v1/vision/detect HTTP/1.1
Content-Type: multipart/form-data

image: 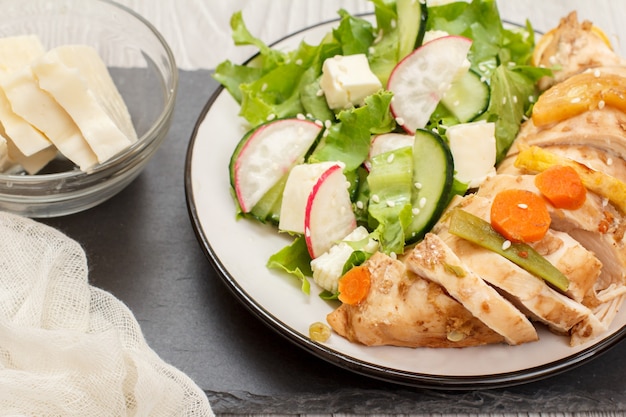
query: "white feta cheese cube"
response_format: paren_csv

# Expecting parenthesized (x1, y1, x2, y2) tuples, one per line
(319, 54, 382, 110)
(446, 120, 496, 188)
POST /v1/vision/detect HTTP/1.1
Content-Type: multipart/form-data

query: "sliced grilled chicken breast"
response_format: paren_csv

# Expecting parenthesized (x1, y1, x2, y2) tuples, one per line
(533, 12, 626, 90)
(326, 251, 504, 348)
(433, 195, 595, 336)
(406, 233, 539, 346)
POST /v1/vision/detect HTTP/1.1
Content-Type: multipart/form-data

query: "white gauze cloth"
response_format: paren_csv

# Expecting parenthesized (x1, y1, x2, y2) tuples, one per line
(0, 212, 214, 416)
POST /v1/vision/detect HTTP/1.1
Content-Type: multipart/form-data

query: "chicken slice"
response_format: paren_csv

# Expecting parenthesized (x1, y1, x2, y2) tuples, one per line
(433, 197, 594, 335)
(326, 251, 505, 348)
(499, 144, 626, 184)
(405, 233, 539, 345)
(469, 183, 603, 304)
(533, 11, 626, 90)
(506, 106, 626, 164)
(479, 173, 626, 306)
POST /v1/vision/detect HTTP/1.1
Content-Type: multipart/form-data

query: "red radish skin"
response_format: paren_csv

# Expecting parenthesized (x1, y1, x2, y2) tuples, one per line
(387, 35, 473, 134)
(233, 118, 321, 212)
(279, 161, 339, 234)
(304, 164, 357, 258)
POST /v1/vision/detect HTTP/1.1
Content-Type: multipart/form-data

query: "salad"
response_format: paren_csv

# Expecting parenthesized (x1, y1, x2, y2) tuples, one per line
(214, 0, 550, 301)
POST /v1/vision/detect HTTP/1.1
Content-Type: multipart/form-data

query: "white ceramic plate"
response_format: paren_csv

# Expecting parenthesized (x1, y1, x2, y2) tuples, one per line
(185, 17, 626, 389)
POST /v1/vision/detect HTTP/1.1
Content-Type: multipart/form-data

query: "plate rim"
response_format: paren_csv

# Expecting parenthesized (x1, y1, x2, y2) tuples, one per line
(184, 14, 626, 390)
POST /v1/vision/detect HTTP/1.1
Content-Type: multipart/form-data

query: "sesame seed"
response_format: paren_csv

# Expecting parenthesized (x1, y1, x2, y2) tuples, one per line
(356, 201, 364, 210)
(528, 95, 535, 103)
(295, 59, 303, 66)
(316, 89, 324, 97)
(296, 113, 306, 120)
(371, 194, 380, 203)
(502, 240, 512, 250)
(502, 96, 507, 105)
(368, 46, 375, 55)
(517, 203, 528, 209)
(390, 252, 397, 259)
(387, 153, 395, 163)
(395, 117, 405, 125)
(598, 100, 606, 109)
(607, 157, 614, 166)
(261, 83, 268, 92)
(419, 197, 427, 208)
(513, 95, 518, 103)
(412, 207, 420, 215)
(571, 97, 581, 104)
(315, 119, 323, 127)
(324, 120, 332, 129)
(267, 113, 276, 121)
(594, 69, 601, 78)
(386, 200, 396, 207)
(414, 182, 423, 190)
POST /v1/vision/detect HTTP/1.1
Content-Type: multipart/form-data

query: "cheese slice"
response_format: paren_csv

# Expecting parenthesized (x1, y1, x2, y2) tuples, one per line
(5, 138, 58, 175)
(1, 66, 98, 171)
(0, 134, 13, 172)
(0, 35, 53, 157)
(32, 45, 137, 163)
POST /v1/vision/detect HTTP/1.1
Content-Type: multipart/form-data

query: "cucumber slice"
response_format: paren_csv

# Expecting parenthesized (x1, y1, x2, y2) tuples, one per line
(441, 69, 490, 123)
(397, 0, 428, 59)
(248, 174, 287, 225)
(406, 128, 454, 243)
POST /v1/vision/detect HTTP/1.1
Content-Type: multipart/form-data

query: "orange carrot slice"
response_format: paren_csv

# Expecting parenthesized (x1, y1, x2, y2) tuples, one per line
(338, 265, 372, 305)
(490, 189, 551, 243)
(534, 165, 587, 210)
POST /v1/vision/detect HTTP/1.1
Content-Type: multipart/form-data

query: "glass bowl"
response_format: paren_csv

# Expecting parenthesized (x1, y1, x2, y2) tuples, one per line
(0, 0, 178, 217)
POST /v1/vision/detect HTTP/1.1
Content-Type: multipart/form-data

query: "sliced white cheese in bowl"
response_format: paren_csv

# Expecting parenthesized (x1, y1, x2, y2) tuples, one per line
(32, 45, 137, 164)
(0, 35, 53, 158)
(0, 135, 12, 172)
(5, 137, 58, 175)
(1, 66, 98, 172)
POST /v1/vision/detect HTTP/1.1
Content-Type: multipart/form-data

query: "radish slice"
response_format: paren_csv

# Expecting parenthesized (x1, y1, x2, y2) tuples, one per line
(388, 35, 473, 134)
(231, 118, 322, 213)
(366, 132, 415, 170)
(304, 164, 357, 259)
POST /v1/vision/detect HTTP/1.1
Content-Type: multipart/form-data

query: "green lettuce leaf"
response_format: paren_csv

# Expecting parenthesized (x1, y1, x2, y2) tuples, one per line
(367, 146, 414, 255)
(333, 9, 376, 55)
(267, 236, 312, 294)
(308, 90, 395, 171)
(479, 65, 548, 162)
